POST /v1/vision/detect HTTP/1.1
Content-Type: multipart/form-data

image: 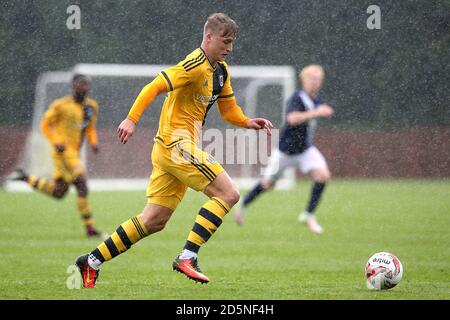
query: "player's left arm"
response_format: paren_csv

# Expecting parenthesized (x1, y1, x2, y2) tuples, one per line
(217, 98, 272, 134)
(217, 64, 272, 135)
(86, 101, 99, 153)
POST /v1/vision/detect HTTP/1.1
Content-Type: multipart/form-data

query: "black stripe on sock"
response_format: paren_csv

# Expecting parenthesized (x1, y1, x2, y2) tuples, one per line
(131, 217, 144, 238)
(91, 248, 105, 263)
(192, 223, 213, 241)
(184, 240, 200, 253)
(117, 226, 132, 249)
(198, 208, 222, 228)
(136, 217, 147, 237)
(104, 238, 120, 258)
(211, 198, 229, 214)
(81, 213, 92, 220)
(32, 179, 40, 188)
(132, 217, 146, 238)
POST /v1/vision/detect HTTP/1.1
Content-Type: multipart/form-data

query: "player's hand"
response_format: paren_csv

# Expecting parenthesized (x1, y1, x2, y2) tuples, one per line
(117, 118, 136, 144)
(315, 104, 334, 118)
(91, 145, 99, 154)
(247, 118, 273, 136)
(54, 144, 65, 153)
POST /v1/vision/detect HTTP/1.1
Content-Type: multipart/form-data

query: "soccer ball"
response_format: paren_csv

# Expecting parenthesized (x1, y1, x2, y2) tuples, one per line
(365, 252, 403, 290)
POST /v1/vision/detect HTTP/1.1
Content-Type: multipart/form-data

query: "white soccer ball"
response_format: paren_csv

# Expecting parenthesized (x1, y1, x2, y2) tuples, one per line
(365, 252, 403, 290)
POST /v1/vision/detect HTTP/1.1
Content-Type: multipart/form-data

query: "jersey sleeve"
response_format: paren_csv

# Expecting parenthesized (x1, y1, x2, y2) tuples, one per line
(217, 98, 249, 128)
(315, 97, 323, 106)
(85, 100, 99, 146)
(127, 76, 168, 123)
(158, 53, 204, 92)
(218, 62, 234, 101)
(40, 100, 64, 145)
(286, 94, 306, 114)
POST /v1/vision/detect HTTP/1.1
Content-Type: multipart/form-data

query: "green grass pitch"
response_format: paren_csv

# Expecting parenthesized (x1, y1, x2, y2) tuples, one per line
(0, 179, 449, 299)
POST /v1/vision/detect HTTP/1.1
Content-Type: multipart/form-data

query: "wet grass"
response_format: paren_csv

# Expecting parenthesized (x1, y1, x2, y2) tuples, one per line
(0, 179, 449, 300)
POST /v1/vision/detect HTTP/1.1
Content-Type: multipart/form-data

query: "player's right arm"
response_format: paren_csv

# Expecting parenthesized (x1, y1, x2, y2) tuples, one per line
(117, 76, 168, 144)
(217, 62, 272, 135)
(117, 61, 195, 144)
(286, 97, 334, 126)
(40, 101, 65, 152)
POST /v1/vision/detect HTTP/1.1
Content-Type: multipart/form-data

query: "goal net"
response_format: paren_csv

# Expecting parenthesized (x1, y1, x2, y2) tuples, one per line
(12, 63, 296, 191)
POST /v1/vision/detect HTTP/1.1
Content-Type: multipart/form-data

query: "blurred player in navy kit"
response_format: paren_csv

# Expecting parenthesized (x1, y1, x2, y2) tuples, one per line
(235, 64, 334, 234)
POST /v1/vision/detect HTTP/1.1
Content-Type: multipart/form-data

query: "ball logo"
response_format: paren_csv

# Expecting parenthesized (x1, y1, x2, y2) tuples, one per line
(366, 252, 403, 290)
(373, 258, 390, 264)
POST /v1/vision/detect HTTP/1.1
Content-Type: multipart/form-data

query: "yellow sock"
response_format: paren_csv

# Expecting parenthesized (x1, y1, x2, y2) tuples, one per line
(90, 216, 149, 262)
(184, 197, 230, 253)
(77, 197, 94, 228)
(26, 176, 55, 196)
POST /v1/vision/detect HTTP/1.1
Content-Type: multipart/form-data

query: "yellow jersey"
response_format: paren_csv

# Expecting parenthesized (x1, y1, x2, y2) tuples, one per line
(41, 96, 99, 150)
(156, 48, 235, 145)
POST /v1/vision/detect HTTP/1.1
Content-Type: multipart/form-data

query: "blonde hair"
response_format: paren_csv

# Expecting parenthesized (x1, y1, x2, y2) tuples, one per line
(204, 13, 238, 38)
(299, 65, 325, 82)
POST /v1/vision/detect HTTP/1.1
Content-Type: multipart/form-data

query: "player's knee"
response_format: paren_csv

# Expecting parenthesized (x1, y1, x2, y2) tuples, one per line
(140, 209, 172, 234)
(314, 169, 331, 183)
(144, 217, 168, 234)
(261, 179, 274, 190)
(321, 169, 331, 182)
(220, 188, 240, 208)
(73, 175, 88, 197)
(53, 183, 69, 199)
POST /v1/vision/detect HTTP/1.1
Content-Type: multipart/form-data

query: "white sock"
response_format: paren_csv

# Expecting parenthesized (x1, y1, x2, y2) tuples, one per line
(87, 253, 102, 270)
(179, 249, 198, 260)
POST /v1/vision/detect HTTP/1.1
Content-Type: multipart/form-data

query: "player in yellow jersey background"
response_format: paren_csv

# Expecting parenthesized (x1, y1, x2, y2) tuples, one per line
(75, 13, 273, 287)
(10, 74, 106, 239)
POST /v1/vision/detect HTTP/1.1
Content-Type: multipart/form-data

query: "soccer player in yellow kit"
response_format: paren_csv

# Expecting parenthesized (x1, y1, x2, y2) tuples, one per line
(10, 74, 105, 238)
(75, 13, 273, 287)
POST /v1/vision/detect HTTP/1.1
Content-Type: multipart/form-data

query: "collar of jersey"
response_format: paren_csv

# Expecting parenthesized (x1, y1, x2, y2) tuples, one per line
(199, 47, 217, 71)
(71, 95, 87, 105)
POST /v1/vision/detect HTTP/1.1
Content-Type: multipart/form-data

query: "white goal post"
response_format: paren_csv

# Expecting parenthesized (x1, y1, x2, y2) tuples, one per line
(8, 63, 297, 192)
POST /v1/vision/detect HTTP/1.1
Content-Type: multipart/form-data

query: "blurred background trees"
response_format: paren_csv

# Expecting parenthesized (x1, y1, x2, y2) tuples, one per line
(1, 0, 449, 128)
